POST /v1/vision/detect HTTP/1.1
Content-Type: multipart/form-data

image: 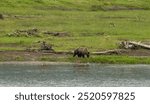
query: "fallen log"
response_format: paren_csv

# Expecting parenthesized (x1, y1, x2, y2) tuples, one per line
(119, 41, 150, 50)
(50, 50, 122, 55)
(128, 41, 150, 50)
(39, 49, 124, 55)
(119, 41, 136, 49)
(91, 49, 123, 55)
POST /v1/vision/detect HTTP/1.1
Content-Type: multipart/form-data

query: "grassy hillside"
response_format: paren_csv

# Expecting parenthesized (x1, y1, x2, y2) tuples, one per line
(0, 0, 150, 52)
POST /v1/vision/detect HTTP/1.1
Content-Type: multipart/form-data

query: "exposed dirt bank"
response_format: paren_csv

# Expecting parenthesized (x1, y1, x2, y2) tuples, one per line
(0, 49, 150, 61)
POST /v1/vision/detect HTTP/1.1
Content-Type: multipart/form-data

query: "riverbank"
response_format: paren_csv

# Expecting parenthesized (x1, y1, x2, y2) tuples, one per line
(0, 0, 150, 64)
(0, 50, 150, 64)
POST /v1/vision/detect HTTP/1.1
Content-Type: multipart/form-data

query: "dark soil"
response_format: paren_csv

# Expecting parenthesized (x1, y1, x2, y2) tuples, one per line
(0, 51, 67, 61)
(121, 49, 150, 56)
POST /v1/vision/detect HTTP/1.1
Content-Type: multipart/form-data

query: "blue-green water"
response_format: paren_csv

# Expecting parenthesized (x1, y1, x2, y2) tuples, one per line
(0, 63, 150, 87)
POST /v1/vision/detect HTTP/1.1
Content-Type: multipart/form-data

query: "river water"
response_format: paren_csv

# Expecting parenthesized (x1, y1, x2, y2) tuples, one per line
(0, 63, 150, 87)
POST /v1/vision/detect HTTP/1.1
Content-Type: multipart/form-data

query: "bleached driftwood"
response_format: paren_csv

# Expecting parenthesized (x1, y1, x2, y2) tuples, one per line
(119, 41, 135, 49)
(39, 50, 122, 55)
(91, 49, 122, 55)
(119, 41, 150, 50)
(52, 50, 122, 55)
(128, 41, 150, 50)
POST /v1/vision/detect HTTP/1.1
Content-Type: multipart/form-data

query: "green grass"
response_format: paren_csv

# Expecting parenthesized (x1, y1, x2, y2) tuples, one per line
(0, 0, 150, 63)
(0, 10, 150, 51)
(38, 55, 150, 64)
(0, 37, 40, 50)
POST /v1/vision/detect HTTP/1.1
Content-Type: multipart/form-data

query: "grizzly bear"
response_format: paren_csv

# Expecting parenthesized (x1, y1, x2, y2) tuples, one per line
(73, 47, 90, 58)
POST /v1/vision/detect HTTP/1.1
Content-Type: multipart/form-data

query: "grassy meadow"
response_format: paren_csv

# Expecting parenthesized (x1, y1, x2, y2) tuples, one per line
(0, 0, 150, 63)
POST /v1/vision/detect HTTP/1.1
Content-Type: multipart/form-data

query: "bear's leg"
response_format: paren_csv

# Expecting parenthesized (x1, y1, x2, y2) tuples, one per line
(82, 54, 85, 58)
(73, 50, 78, 57)
(78, 54, 81, 57)
(87, 54, 89, 58)
(73, 53, 76, 57)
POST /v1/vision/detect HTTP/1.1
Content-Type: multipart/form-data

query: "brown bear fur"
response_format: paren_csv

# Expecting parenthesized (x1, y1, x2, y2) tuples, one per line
(73, 47, 90, 58)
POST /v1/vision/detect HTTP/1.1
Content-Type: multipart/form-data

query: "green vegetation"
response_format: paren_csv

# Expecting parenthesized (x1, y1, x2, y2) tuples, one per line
(1, 54, 150, 64)
(38, 55, 150, 64)
(0, 0, 150, 63)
